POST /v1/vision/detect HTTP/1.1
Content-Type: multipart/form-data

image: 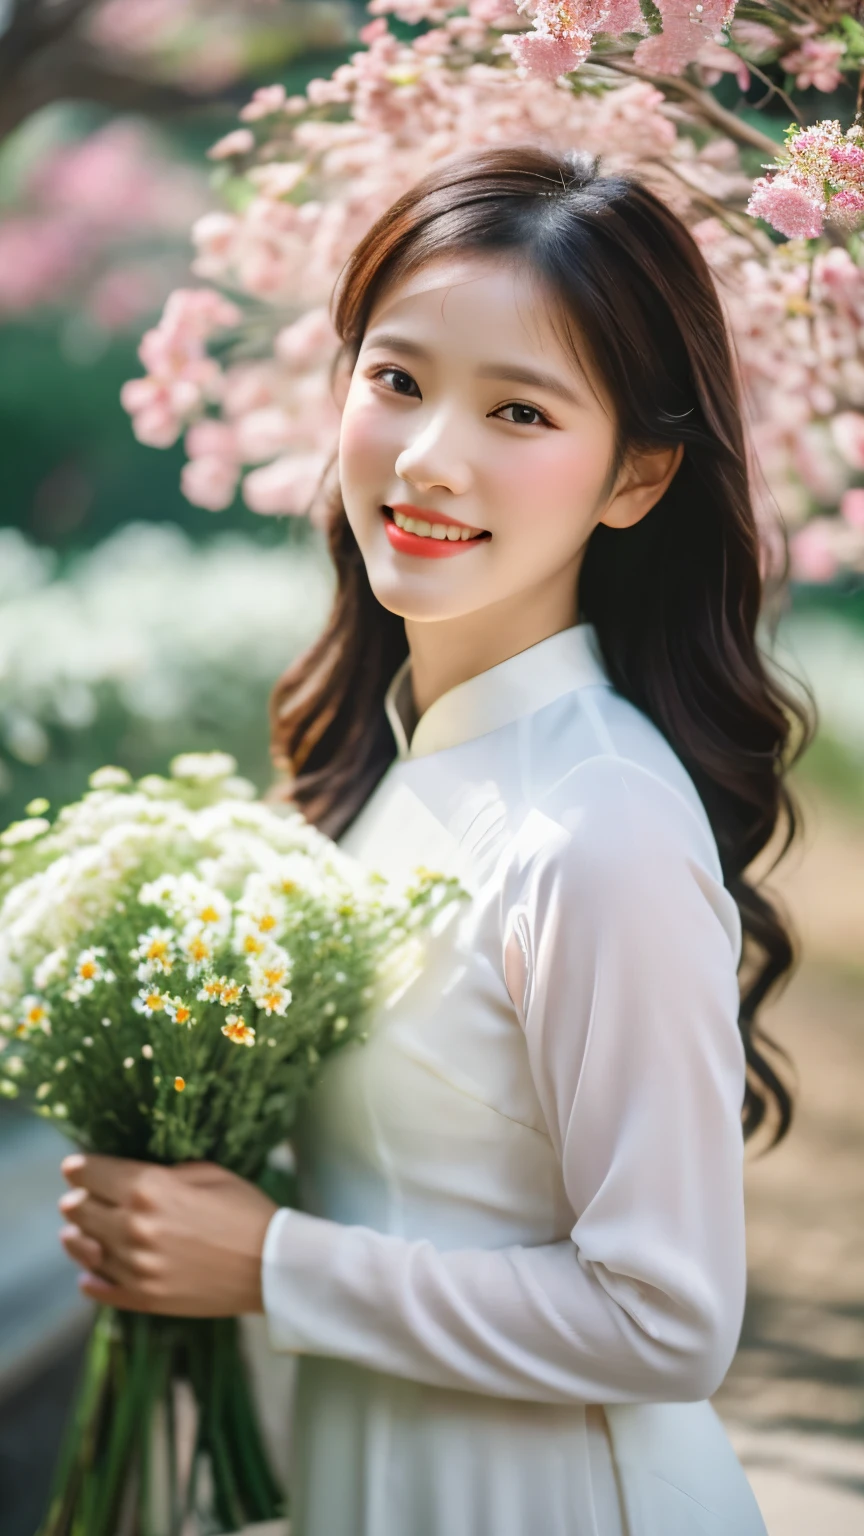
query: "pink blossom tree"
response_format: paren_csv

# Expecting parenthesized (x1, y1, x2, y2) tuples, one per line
(121, 0, 864, 579)
(0, 2, 355, 328)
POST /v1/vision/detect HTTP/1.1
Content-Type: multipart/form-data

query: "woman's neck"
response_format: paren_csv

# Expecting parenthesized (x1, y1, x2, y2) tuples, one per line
(404, 575, 581, 720)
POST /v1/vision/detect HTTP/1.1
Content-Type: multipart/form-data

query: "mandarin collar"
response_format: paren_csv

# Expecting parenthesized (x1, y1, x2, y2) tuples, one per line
(384, 622, 610, 762)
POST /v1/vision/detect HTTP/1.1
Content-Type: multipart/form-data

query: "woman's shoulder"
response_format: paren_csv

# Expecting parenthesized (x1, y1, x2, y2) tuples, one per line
(513, 683, 725, 883)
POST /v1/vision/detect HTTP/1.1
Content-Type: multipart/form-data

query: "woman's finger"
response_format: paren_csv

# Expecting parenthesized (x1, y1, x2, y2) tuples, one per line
(77, 1271, 156, 1312)
(61, 1152, 153, 1205)
(59, 1223, 104, 1271)
(58, 1188, 124, 1248)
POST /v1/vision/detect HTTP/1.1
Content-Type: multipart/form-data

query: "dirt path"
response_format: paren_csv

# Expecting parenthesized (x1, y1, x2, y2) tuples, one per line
(713, 785, 864, 1529)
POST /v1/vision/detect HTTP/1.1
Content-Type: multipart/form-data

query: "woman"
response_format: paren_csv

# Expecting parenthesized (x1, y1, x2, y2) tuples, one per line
(58, 146, 811, 1535)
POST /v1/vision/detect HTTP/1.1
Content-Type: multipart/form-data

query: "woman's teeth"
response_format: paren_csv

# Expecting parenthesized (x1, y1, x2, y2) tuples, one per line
(391, 509, 481, 541)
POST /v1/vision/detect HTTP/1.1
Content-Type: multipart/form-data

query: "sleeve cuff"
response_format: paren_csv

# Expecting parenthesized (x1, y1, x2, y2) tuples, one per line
(260, 1204, 345, 1354)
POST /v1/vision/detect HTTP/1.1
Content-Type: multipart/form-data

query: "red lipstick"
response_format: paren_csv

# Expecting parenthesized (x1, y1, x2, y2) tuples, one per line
(382, 504, 488, 560)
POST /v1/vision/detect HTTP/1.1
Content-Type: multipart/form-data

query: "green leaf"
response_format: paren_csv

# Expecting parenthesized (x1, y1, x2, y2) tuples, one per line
(838, 15, 864, 61)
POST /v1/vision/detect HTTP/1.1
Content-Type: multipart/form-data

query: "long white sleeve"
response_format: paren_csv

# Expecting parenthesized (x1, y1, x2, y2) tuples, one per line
(261, 758, 748, 1406)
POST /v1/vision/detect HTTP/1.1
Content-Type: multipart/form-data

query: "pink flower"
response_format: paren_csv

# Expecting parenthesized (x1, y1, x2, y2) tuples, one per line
(635, 0, 736, 75)
(747, 177, 824, 240)
(779, 39, 845, 95)
(831, 412, 864, 470)
(828, 188, 864, 230)
(0, 216, 83, 312)
(503, 29, 589, 79)
(696, 40, 749, 90)
(841, 488, 864, 529)
(120, 376, 162, 415)
(247, 162, 307, 198)
(181, 455, 240, 511)
(468, 0, 520, 20)
(207, 129, 255, 161)
(129, 401, 185, 449)
(729, 20, 779, 60)
(235, 407, 294, 462)
(185, 419, 238, 460)
(239, 85, 287, 122)
(359, 17, 390, 43)
(604, 0, 646, 32)
(829, 144, 864, 173)
(274, 308, 338, 369)
(243, 452, 328, 515)
(789, 520, 840, 582)
(86, 263, 162, 329)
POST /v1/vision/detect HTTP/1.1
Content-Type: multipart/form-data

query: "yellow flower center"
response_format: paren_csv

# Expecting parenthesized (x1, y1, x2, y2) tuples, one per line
(244, 934, 265, 955)
(79, 962, 97, 980)
(174, 1005, 191, 1026)
(174, 1076, 186, 1092)
(258, 913, 277, 932)
(222, 1019, 255, 1046)
(199, 904, 221, 924)
(187, 937, 209, 961)
(145, 992, 165, 1011)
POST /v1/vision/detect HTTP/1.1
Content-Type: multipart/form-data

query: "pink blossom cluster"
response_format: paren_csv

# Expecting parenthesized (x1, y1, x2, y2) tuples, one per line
(120, 289, 242, 452)
(0, 121, 207, 324)
(779, 35, 846, 94)
(124, 9, 682, 513)
(748, 121, 864, 241)
(118, 0, 864, 575)
(697, 221, 864, 578)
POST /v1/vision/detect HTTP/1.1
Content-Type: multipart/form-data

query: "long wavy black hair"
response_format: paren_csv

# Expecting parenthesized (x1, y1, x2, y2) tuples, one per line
(271, 145, 814, 1146)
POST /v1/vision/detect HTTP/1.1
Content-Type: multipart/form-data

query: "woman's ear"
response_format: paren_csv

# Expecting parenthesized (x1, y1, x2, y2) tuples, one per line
(598, 442, 684, 530)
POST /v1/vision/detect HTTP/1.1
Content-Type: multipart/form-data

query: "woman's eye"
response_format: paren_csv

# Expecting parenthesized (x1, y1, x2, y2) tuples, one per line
(495, 403, 549, 428)
(373, 366, 420, 398)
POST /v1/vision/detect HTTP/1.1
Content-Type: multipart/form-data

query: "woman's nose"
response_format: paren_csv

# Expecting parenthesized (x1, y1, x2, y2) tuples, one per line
(394, 414, 473, 497)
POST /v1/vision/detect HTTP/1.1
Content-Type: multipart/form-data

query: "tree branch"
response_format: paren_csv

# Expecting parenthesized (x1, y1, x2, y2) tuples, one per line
(0, 0, 95, 90)
(606, 57, 783, 159)
(0, 39, 236, 141)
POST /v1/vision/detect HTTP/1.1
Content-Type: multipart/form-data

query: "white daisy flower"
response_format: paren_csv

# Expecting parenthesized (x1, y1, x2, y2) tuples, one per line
(252, 984, 292, 1017)
(170, 752, 237, 783)
(248, 945, 293, 993)
(133, 986, 169, 1016)
(88, 767, 132, 791)
(132, 927, 175, 976)
(1, 819, 50, 847)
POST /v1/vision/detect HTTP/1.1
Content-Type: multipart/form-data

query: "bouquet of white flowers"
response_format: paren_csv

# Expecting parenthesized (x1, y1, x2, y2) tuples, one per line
(0, 753, 460, 1536)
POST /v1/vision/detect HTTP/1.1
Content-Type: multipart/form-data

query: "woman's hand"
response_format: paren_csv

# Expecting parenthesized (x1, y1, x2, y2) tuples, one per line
(58, 1154, 278, 1316)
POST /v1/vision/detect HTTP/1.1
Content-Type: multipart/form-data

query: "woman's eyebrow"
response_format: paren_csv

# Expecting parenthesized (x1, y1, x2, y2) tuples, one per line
(362, 332, 580, 404)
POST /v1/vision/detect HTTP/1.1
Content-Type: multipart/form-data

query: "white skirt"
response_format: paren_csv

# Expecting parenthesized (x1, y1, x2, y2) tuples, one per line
(287, 1356, 766, 1536)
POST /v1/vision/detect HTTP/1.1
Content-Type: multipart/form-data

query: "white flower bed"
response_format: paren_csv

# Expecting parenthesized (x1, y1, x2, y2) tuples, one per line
(0, 524, 332, 789)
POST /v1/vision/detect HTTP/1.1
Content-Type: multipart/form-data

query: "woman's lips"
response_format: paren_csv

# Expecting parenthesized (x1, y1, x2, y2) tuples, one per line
(382, 505, 489, 560)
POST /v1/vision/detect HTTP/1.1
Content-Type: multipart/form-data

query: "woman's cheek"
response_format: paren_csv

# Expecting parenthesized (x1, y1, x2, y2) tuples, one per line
(339, 400, 395, 504)
(488, 448, 602, 574)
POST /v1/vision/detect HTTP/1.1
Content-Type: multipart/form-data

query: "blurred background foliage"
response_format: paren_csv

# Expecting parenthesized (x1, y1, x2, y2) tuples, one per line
(0, 1, 366, 821)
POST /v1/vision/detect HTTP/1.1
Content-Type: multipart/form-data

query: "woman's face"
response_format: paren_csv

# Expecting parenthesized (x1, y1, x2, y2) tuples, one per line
(338, 252, 658, 625)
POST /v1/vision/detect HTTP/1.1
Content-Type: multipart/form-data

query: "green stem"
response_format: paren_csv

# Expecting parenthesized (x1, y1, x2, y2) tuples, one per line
(38, 1313, 283, 1536)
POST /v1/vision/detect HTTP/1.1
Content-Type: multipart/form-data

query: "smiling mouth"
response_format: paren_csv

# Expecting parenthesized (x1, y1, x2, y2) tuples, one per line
(381, 504, 490, 559)
(388, 506, 486, 541)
